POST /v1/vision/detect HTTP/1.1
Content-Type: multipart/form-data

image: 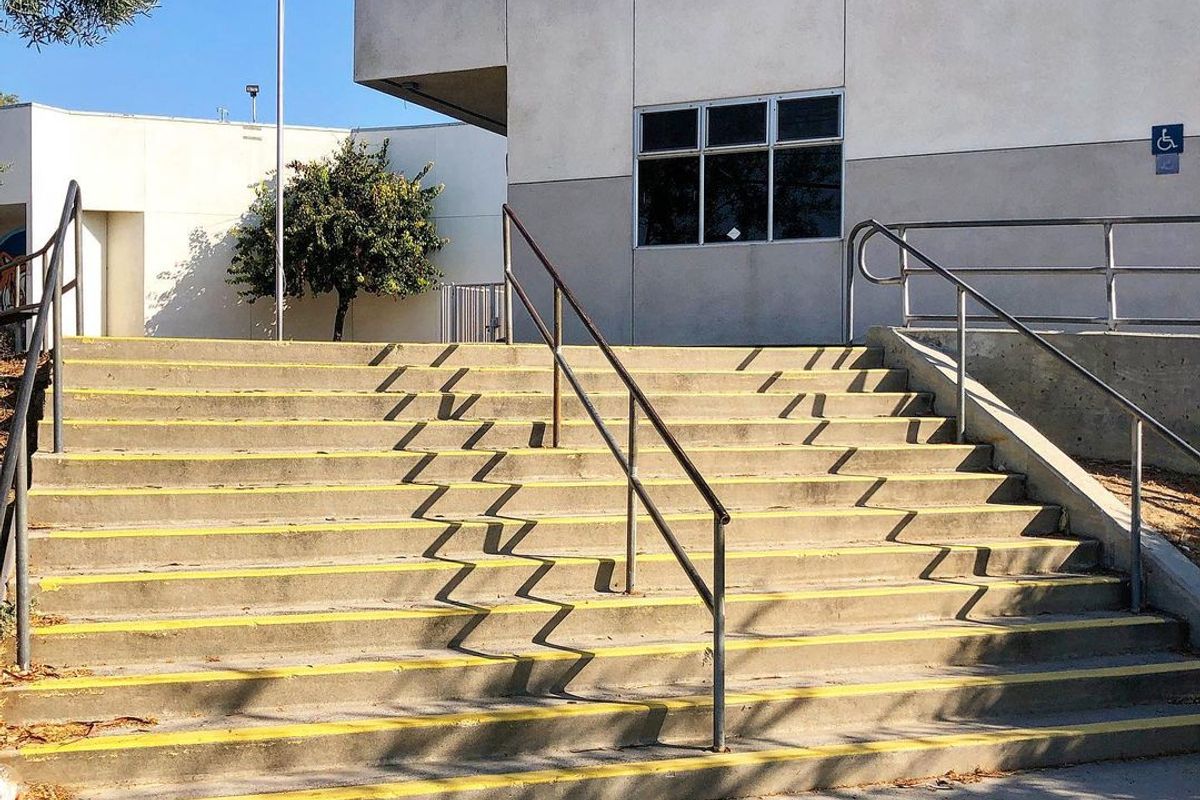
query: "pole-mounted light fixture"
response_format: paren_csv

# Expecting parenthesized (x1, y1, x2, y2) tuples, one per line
(245, 84, 260, 124)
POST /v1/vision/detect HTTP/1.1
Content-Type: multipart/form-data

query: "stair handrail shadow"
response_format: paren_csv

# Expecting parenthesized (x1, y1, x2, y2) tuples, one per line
(848, 216, 1200, 614)
(499, 203, 732, 752)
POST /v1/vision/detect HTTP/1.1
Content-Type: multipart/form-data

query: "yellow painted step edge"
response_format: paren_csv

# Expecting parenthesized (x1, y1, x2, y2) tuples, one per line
(33, 576, 1119, 637)
(37, 538, 1086, 590)
(29, 472, 1016, 499)
(52, 416, 948, 428)
(40, 504, 1056, 540)
(43, 442, 981, 464)
(65, 388, 917, 400)
(174, 713, 1200, 800)
(9, 615, 1166, 695)
(18, 661, 1200, 756)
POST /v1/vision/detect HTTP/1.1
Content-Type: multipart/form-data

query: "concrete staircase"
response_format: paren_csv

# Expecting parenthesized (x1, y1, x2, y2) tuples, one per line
(3, 336, 1198, 799)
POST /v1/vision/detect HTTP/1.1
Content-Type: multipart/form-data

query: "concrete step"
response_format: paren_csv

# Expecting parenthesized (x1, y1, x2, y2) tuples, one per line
(31, 443, 994, 488)
(60, 704, 1200, 800)
(62, 358, 910, 394)
(30, 504, 1066, 571)
(57, 387, 932, 421)
(41, 415, 957, 451)
(31, 575, 1125, 666)
(28, 472, 1026, 527)
(33, 537, 1099, 616)
(5, 613, 1175, 726)
(62, 336, 884, 371)
(10, 659, 1198, 789)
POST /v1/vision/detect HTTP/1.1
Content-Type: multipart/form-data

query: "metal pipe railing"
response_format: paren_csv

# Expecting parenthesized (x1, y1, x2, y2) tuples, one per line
(1, 181, 84, 670)
(844, 214, 1200, 342)
(848, 218, 1200, 613)
(500, 204, 731, 751)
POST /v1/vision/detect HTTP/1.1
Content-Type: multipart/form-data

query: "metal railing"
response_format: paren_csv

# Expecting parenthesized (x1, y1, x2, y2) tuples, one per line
(500, 204, 732, 751)
(848, 218, 1200, 612)
(439, 282, 506, 343)
(1, 181, 84, 670)
(844, 215, 1200, 340)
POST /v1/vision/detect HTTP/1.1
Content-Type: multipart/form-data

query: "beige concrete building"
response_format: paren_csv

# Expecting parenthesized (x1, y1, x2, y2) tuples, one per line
(355, 0, 1200, 345)
(0, 103, 506, 341)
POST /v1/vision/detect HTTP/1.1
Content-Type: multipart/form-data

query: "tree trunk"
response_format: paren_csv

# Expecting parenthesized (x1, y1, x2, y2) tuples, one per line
(333, 292, 351, 342)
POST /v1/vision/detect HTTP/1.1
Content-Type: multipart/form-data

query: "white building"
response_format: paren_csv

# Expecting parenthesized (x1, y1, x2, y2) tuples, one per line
(0, 102, 506, 341)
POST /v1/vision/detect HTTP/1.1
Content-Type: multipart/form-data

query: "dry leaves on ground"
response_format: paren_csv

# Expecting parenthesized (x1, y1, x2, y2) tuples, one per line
(2, 716, 157, 749)
(1082, 459, 1200, 569)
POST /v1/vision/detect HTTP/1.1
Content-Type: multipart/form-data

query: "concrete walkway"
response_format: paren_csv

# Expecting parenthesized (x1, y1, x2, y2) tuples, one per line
(794, 755, 1200, 799)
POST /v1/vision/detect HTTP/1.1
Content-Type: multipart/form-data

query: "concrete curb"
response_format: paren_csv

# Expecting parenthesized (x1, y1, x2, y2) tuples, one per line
(869, 326, 1200, 649)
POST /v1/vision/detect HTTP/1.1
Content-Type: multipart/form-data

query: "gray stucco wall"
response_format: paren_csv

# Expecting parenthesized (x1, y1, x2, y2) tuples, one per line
(903, 329, 1200, 474)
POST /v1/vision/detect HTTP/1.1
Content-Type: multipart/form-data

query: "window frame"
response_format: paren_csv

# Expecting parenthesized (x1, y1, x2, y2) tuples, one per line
(634, 88, 845, 250)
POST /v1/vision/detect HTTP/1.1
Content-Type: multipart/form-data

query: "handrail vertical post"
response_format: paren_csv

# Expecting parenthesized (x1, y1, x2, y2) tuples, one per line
(1104, 223, 1117, 331)
(625, 392, 639, 594)
(552, 286, 563, 448)
(38, 252, 49, 356)
(899, 227, 911, 327)
(74, 207, 84, 334)
(14, 432, 30, 672)
(1130, 418, 1144, 613)
(53, 236, 65, 454)
(502, 213, 514, 345)
(712, 513, 726, 752)
(956, 287, 967, 444)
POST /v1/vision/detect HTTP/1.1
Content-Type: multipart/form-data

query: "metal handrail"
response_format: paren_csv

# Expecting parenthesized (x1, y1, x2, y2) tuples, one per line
(844, 215, 1200, 339)
(499, 204, 731, 751)
(1, 181, 84, 671)
(848, 218, 1200, 612)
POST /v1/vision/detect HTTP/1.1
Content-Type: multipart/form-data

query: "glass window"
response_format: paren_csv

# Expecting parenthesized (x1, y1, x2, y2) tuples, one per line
(778, 96, 840, 142)
(638, 156, 700, 246)
(641, 108, 698, 153)
(773, 144, 842, 240)
(707, 102, 768, 148)
(705, 151, 769, 242)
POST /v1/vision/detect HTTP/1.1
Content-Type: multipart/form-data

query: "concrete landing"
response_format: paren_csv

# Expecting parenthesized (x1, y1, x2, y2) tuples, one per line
(801, 754, 1200, 799)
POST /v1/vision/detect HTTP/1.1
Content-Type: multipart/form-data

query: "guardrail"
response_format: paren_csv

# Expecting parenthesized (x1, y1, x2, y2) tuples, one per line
(844, 215, 1200, 341)
(848, 218, 1200, 613)
(0, 181, 83, 671)
(500, 204, 732, 751)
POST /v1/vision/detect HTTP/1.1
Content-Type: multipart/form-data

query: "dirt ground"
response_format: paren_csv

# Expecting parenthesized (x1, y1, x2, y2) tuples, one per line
(1081, 458, 1200, 569)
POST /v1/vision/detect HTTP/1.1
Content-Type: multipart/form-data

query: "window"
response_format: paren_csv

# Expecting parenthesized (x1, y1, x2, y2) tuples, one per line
(635, 92, 843, 247)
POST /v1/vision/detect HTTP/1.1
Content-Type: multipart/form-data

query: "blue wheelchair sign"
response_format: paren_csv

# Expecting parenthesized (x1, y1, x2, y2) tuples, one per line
(1152, 124, 1184, 155)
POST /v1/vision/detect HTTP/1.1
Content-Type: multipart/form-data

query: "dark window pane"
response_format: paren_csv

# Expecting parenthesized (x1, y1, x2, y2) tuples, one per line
(773, 144, 842, 240)
(704, 150, 768, 243)
(707, 102, 768, 148)
(641, 109, 698, 153)
(638, 156, 700, 246)
(778, 96, 840, 141)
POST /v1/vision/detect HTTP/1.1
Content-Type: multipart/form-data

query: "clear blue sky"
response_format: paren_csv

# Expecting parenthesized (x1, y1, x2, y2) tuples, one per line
(0, 0, 452, 129)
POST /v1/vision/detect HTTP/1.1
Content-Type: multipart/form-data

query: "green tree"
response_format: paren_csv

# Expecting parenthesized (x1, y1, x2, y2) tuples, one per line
(228, 138, 447, 341)
(1, 0, 156, 46)
(0, 91, 16, 105)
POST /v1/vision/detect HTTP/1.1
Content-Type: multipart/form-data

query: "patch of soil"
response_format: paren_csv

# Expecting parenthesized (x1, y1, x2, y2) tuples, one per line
(892, 768, 1009, 789)
(20, 784, 78, 800)
(1081, 459, 1200, 569)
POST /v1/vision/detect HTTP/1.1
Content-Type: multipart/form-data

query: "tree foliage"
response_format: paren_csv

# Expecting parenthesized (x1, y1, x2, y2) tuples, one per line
(228, 137, 447, 341)
(1, 0, 156, 46)
(0, 91, 16, 106)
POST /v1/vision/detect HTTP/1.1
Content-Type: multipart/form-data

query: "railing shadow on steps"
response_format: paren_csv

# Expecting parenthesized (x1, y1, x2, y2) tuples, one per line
(1, 181, 84, 671)
(846, 217, 1200, 614)
(499, 203, 732, 752)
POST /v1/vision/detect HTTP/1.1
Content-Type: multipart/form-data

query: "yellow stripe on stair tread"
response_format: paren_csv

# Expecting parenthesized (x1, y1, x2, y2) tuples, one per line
(11, 615, 1167, 694)
(65, 387, 916, 400)
(64, 357, 896, 376)
(54, 415, 946, 428)
(170, 713, 1200, 800)
(40, 504, 1056, 540)
(18, 662, 1200, 756)
(28, 472, 1013, 498)
(37, 538, 1084, 590)
(32, 576, 1118, 636)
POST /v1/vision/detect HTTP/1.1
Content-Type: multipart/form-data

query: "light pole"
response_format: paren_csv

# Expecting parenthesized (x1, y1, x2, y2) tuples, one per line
(246, 84, 260, 124)
(274, 0, 285, 341)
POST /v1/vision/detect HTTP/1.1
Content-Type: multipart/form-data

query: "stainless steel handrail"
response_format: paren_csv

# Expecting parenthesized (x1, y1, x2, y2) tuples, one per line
(0, 181, 84, 671)
(499, 204, 731, 751)
(847, 218, 1200, 612)
(844, 215, 1200, 340)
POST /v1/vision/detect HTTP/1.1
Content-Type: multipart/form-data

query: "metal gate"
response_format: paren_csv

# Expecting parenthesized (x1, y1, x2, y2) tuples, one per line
(439, 282, 506, 343)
